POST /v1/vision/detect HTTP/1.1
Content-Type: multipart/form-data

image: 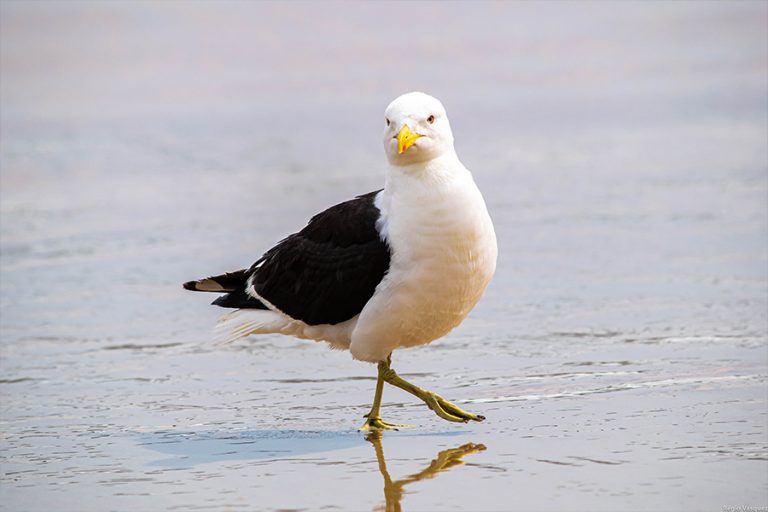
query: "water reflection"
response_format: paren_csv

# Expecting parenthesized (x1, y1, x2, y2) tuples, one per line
(366, 432, 486, 512)
(138, 429, 367, 468)
(136, 429, 486, 511)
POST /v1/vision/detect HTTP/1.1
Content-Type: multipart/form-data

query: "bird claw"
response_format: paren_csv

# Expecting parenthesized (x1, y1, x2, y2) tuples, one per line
(359, 416, 412, 431)
(423, 392, 485, 423)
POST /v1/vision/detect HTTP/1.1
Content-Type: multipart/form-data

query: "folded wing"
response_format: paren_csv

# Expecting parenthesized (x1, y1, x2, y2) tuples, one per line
(184, 190, 390, 326)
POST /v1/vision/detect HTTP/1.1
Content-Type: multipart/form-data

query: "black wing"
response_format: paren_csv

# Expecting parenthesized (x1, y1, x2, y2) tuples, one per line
(184, 270, 269, 309)
(187, 190, 391, 326)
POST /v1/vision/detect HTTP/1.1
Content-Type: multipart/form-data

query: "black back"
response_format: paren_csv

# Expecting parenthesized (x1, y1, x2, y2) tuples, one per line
(215, 190, 391, 325)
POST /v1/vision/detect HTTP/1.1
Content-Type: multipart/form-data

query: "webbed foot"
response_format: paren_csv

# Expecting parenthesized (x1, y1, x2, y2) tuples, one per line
(420, 392, 486, 423)
(359, 415, 412, 431)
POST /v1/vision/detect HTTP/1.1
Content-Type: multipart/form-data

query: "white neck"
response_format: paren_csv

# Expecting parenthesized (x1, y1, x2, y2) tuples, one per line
(384, 149, 468, 193)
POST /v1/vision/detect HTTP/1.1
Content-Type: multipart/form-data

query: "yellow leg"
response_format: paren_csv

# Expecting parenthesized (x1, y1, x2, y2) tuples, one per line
(380, 355, 485, 423)
(360, 359, 409, 431)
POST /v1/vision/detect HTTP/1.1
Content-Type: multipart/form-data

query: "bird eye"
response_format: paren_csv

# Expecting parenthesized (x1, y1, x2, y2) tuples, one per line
(386, 118, 390, 126)
(427, 115, 435, 124)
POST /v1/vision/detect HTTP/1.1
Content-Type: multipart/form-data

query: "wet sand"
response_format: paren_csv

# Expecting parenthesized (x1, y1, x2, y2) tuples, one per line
(1, 2, 767, 511)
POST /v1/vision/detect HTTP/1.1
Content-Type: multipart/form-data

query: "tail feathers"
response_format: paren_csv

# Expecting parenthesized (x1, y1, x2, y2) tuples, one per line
(183, 269, 248, 292)
(213, 309, 289, 345)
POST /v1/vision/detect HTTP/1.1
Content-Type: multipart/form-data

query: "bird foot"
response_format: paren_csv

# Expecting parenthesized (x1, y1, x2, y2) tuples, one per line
(378, 361, 486, 424)
(421, 392, 486, 423)
(359, 416, 412, 431)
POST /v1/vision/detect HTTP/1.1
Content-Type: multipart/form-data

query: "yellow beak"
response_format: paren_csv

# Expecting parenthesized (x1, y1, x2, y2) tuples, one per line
(397, 124, 422, 154)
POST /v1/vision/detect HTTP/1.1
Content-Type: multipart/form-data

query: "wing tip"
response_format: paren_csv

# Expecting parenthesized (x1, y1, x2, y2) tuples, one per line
(183, 278, 229, 292)
(184, 271, 250, 293)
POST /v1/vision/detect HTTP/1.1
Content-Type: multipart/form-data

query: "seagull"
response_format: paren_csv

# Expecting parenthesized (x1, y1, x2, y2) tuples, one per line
(184, 92, 497, 430)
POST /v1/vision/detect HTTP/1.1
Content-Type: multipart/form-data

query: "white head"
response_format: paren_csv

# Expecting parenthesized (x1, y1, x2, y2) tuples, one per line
(383, 92, 455, 166)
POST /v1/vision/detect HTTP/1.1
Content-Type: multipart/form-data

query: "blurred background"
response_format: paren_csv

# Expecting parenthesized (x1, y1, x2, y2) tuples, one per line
(1, 2, 766, 511)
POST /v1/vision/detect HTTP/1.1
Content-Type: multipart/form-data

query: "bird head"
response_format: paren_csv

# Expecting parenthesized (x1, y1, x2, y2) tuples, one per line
(383, 92, 455, 166)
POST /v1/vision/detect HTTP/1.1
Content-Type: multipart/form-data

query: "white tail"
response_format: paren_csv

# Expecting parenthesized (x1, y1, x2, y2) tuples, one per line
(213, 309, 290, 345)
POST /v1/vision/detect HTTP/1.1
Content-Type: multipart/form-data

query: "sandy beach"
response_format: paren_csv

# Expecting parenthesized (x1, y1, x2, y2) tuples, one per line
(1, 2, 766, 510)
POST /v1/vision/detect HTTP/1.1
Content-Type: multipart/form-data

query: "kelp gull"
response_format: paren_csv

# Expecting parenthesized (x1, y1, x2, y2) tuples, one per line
(184, 92, 497, 430)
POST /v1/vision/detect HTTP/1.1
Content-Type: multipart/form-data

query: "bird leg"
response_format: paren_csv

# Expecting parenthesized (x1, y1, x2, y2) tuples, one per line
(360, 359, 410, 431)
(380, 355, 485, 424)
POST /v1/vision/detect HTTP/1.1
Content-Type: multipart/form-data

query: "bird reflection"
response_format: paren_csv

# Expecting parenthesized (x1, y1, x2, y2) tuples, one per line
(366, 432, 486, 512)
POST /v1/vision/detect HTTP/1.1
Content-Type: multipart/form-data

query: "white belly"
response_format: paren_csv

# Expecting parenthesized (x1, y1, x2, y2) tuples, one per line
(350, 170, 497, 362)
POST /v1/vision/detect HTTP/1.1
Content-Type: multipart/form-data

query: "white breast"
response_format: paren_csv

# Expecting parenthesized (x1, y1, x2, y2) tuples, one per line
(350, 155, 497, 362)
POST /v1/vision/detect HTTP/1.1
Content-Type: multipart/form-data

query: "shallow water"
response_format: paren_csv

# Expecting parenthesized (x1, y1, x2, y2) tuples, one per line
(1, 2, 767, 511)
